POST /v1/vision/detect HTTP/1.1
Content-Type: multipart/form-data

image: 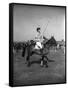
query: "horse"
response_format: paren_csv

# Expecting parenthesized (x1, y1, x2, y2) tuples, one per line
(22, 40, 52, 67)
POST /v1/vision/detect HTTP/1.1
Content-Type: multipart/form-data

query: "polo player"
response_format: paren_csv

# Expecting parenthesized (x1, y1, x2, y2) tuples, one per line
(34, 27, 46, 66)
(34, 27, 44, 50)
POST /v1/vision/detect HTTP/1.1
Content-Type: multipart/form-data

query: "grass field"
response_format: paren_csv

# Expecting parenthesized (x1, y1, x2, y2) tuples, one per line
(13, 49, 66, 86)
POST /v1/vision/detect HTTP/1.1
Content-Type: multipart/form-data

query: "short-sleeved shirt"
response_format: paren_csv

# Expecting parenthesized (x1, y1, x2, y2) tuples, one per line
(34, 33, 43, 43)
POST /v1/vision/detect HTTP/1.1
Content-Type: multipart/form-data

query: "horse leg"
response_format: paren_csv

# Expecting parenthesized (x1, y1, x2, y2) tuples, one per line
(30, 51, 35, 56)
(26, 46, 31, 67)
(26, 55, 31, 67)
(45, 56, 49, 67)
(22, 47, 26, 57)
(45, 60, 48, 68)
(40, 56, 44, 67)
(44, 55, 50, 62)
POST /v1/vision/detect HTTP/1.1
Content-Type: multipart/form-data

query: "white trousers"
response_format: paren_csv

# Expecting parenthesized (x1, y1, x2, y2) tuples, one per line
(34, 42, 43, 49)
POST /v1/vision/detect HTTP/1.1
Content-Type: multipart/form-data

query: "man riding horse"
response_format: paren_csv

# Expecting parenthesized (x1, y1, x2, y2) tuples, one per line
(22, 26, 53, 67)
(26, 27, 49, 67)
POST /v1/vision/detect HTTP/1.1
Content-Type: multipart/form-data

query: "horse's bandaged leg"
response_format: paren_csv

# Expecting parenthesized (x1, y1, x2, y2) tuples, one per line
(40, 60, 43, 66)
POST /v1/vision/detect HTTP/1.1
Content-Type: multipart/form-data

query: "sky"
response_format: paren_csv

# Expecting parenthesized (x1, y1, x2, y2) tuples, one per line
(13, 4, 65, 41)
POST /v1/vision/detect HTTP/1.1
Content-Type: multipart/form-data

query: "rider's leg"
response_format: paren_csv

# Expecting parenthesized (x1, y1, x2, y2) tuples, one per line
(40, 56, 44, 67)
